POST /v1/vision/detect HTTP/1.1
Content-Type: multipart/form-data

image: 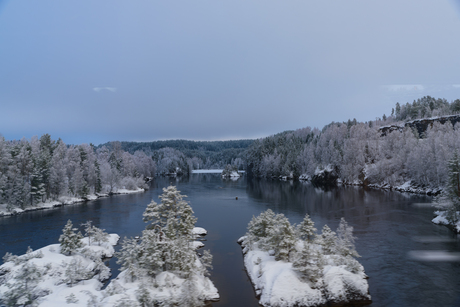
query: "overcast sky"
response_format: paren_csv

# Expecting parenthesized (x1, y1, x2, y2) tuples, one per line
(1, 0, 460, 145)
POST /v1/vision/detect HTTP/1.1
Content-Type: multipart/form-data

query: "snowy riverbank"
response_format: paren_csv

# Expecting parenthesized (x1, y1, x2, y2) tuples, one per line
(0, 188, 145, 217)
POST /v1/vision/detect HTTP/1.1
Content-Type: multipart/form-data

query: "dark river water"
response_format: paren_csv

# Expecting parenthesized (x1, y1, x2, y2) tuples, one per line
(1, 173, 460, 307)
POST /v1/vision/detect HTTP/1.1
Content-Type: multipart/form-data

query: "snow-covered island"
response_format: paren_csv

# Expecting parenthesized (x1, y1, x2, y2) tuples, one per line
(0, 220, 119, 306)
(0, 186, 219, 306)
(221, 164, 241, 179)
(239, 209, 371, 307)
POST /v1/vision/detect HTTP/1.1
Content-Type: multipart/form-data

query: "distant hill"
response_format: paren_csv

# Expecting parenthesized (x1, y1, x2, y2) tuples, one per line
(98, 139, 255, 169)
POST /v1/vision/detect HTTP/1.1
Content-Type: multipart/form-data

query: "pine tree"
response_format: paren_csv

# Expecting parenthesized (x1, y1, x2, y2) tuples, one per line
(4, 261, 42, 306)
(135, 283, 152, 307)
(143, 186, 197, 240)
(318, 225, 337, 255)
(59, 220, 83, 255)
(293, 242, 323, 286)
(64, 257, 91, 286)
(93, 226, 109, 246)
(246, 209, 277, 247)
(116, 237, 144, 282)
(269, 214, 296, 261)
(297, 214, 317, 242)
(199, 249, 213, 277)
(335, 218, 360, 258)
(439, 151, 460, 224)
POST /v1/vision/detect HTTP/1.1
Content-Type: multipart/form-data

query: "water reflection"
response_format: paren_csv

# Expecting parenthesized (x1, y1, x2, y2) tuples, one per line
(1, 175, 459, 306)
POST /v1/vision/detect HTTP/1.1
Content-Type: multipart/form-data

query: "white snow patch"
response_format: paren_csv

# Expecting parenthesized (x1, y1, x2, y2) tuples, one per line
(193, 227, 208, 236)
(192, 169, 223, 173)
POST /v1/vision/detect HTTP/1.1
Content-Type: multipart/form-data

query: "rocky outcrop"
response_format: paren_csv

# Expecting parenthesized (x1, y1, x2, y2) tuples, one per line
(379, 114, 460, 137)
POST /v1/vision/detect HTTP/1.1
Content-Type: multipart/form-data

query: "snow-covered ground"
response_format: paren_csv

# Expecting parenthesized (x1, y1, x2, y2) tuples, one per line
(0, 227, 219, 306)
(238, 236, 371, 307)
(432, 210, 460, 232)
(192, 169, 223, 173)
(0, 188, 145, 217)
(0, 234, 119, 307)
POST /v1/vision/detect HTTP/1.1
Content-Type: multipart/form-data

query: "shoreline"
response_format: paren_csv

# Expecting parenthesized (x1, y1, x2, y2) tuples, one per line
(0, 188, 145, 217)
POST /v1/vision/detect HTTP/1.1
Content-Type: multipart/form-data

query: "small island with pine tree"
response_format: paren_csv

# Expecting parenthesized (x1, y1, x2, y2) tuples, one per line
(238, 209, 371, 307)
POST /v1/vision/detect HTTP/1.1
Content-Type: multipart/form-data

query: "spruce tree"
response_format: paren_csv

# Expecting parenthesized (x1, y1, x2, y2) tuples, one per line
(335, 218, 359, 258)
(297, 214, 317, 242)
(59, 220, 83, 255)
(318, 225, 337, 255)
(293, 243, 323, 286)
(143, 186, 197, 240)
(441, 151, 460, 224)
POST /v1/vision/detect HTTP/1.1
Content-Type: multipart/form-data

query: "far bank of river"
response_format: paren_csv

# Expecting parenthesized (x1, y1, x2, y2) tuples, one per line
(1, 173, 459, 306)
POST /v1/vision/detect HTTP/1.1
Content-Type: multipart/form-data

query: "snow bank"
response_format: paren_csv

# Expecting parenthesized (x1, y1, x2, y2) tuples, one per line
(102, 261, 219, 306)
(113, 188, 145, 195)
(432, 210, 460, 232)
(0, 188, 145, 217)
(243, 248, 325, 307)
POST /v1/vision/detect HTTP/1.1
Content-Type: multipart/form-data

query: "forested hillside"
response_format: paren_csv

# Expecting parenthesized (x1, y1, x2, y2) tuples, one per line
(246, 96, 460, 193)
(100, 139, 253, 172)
(0, 135, 155, 212)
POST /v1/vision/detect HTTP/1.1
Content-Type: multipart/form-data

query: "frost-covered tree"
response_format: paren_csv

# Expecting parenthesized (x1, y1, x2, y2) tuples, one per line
(116, 237, 144, 281)
(82, 220, 95, 246)
(247, 209, 296, 261)
(436, 151, 460, 224)
(297, 214, 317, 242)
(59, 220, 83, 255)
(318, 225, 337, 255)
(293, 243, 323, 286)
(143, 186, 197, 240)
(93, 226, 109, 246)
(199, 249, 213, 277)
(64, 257, 91, 287)
(335, 218, 359, 258)
(4, 261, 43, 306)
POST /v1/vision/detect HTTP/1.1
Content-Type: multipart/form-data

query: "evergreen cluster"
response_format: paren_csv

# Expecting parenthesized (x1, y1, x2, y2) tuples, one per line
(392, 96, 460, 121)
(115, 186, 215, 305)
(1, 221, 112, 306)
(244, 210, 363, 287)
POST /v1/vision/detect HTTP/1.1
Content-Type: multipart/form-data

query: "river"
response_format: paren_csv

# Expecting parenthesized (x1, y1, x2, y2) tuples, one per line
(1, 173, 460, 306)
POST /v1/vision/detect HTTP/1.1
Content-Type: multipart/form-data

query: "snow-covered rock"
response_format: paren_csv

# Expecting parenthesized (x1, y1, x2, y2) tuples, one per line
(193, 227, 208, 236)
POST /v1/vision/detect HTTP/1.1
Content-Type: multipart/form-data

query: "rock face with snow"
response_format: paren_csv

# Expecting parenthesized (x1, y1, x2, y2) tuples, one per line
(239, 210, 371, 307)
(311, 165, 338, 187)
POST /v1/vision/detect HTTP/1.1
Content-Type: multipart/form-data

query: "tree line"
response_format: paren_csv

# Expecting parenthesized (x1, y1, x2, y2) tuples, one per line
(246, 96, 460, 191)
(0, 134, 155, 211)
(101, 139, 253, 171)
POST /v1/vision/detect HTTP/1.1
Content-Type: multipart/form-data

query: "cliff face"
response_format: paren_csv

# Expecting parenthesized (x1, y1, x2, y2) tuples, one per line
(379, 114, 460, 137)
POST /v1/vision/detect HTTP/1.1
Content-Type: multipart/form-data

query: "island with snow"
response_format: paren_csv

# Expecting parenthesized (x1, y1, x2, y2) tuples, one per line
(221, 164, 241, 179)
(239, 209, 371, 307)
(0, 186, 219, 306)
